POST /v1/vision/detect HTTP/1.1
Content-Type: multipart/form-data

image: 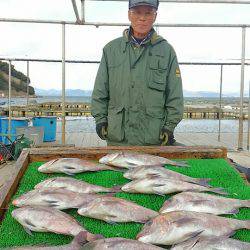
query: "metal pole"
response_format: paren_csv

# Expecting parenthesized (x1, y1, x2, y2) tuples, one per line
(237, 26, 246, 151)
(81, 0, 85, 23)
(218, 65, 223, 142)
(26, 61, 29, 108)
(92, 0, 250, 3)
(8, 61, 12, 140)
(62, 23, 66, 145)
(1, 18, 250, 28)
(71, 0, 81, 24)
(247, 80, 250, 150)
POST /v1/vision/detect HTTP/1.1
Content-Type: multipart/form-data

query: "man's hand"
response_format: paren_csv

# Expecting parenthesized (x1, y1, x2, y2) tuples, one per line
(96, 122, 108, 140)
(160, 127, 175, 146)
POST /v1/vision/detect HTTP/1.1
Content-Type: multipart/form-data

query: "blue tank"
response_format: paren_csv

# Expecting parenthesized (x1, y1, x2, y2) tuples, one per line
(1, 118, 29, 144)
(0, 116, 7, 142)
(32, 116, 57, 142)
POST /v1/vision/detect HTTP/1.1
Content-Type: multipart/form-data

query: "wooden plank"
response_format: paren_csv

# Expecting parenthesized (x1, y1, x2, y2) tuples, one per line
(0, 149, 29, 220)
(28, 146, 227, 162)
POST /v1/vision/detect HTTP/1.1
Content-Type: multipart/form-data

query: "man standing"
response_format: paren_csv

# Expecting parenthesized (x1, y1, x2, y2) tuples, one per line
(91, 0, 183, 146)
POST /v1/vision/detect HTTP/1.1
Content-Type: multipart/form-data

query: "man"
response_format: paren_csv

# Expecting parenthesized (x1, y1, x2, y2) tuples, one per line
(91, 0, 183, 146)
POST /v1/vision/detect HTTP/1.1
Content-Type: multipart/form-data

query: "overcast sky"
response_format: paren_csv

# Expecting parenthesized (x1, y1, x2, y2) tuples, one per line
(0, 0, 250, 93)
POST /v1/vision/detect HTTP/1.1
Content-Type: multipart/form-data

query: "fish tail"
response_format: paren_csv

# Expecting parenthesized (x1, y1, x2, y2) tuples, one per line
(195, 178, 212, 187)
(105, 166, 126, 172)
(173, 161, 190, 168)
(209, 187, 228, 195)
(73, 231, 88, 245)
(86, 232, 104, 242)
(243, 220, 250, 230)
(241, 200, 250, 208)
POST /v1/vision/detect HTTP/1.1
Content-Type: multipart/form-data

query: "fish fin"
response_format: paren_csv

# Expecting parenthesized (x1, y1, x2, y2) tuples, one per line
(134, 219, 150, 224)
(105, 166, 126, 172)
(195, 178, 212, 187)
(110, 185, 122, 193)
(146, 173, 162, 178)
(124, 160, 139, 168)
(171, 161, 190, 168)
(183, 230, 204, 242)
(86, 232, 104, 242)
(208, 187, 228, 195)
(23, 226, 33, 236)
(173, 217, 198, 227)
(153, 191, 166, 197)
(227, 208, 239, 215)
(63, 171, 75, 176)
(106, 220, 118, 225)
(172, 236, 201, 249)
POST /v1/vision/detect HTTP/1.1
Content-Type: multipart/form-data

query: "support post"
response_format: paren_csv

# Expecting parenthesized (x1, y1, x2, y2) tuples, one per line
(62, 23, 66, 145)
(26, 61, 29, 114)
(218, 65, 223, 141)
(8, 60, 12, 140)
(237, 26, 246, 151)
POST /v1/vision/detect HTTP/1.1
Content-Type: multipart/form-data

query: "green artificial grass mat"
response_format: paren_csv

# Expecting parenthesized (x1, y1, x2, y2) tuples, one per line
(0, 158, 249, 248)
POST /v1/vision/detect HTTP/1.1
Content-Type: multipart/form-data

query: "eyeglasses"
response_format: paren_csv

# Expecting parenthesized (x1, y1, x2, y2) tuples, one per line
(129, 10, 157, 19)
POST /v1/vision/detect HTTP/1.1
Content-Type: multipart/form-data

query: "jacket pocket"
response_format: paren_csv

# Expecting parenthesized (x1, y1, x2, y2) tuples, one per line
(144, 107, 165, 145)
(107, 107, 124, 142)
(148, 59, 167, 91)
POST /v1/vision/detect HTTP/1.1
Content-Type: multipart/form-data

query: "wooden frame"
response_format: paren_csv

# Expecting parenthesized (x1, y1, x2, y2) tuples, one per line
(0, 145, 227, 221)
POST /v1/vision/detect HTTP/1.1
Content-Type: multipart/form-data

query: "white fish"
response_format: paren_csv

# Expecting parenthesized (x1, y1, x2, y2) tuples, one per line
(99, 152, 188, 169)
(38, 158, 119, 175)
(12, 206, 101, 241)
(78, 196, 159, 223)
(34, 177, 120, 194)
(171, 236, 250, 250)
(160, 191, 250, 214)
(124, 166, 211, 187)
(81, 237, 165, 249)
(5, 231, 87, 249)
(137, 211, 250, 245)
(12, 188, 104, 210)
(122, 176, 226, 195)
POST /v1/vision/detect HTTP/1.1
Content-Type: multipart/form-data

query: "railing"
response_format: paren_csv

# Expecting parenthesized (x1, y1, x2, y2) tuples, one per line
(0, 0, 249, 150)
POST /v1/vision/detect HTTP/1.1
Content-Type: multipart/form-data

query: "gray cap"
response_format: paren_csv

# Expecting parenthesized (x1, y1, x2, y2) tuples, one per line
(129, 0, 159, 10)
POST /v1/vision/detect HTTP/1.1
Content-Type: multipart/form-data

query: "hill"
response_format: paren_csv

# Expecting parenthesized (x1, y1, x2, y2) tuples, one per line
(0, 61, 35, 97)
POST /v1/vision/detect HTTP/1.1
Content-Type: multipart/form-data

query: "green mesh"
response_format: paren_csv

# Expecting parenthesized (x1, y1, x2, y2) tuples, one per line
(0, 158, 249, 248)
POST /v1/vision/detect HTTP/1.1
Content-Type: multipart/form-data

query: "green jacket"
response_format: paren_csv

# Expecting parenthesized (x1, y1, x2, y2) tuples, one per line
(91, 29, 183, 146)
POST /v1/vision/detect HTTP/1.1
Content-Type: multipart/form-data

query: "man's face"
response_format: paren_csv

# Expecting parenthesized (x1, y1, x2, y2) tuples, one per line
(128, 5, 157, 37)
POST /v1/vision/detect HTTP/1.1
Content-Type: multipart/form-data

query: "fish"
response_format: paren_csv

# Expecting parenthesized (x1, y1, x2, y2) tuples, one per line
(4, 231, 88, 249)
(81, 237, 165, 249)
(77, 196, 159, 223)
(12, 188, 105, 210)
(136, 211, 250, 245)
(12, 206, 101, 241)
(121, 176, 226, 195)
(38, 158, 120, 175)
(124, 166, 211, 187)
(160, 191, 250, 215)
(34, 177, 120, 194)
(99, 152, 188, 169)
(171, 236, 250, 250)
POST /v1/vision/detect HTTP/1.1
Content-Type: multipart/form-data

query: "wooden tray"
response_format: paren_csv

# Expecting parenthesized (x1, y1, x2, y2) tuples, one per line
(0, 145, 227, 221)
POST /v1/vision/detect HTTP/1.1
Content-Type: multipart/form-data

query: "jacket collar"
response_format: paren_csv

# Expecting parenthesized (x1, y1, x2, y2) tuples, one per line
(122, 27, 165, 50)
